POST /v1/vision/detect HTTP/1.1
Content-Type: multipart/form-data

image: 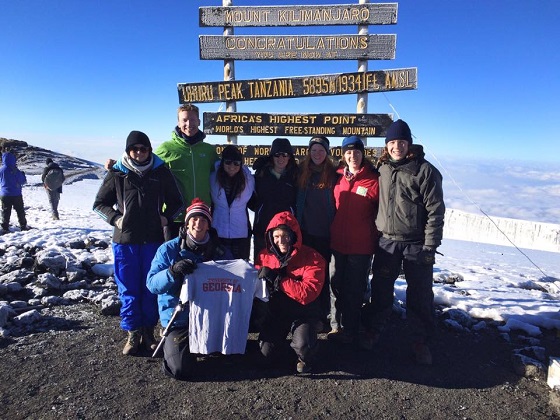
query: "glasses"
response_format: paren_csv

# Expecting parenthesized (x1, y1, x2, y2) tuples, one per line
(273, 152, 289, 158)
(131, 146, 149, 153)
(224, 160, 241, 166)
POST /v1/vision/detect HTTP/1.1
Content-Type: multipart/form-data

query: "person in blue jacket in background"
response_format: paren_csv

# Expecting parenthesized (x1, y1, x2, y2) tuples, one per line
(0, 150, 29, 234)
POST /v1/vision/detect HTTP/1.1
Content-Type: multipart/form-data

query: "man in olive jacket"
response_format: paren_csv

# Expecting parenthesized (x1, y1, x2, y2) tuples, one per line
(365, 119, 445, 365)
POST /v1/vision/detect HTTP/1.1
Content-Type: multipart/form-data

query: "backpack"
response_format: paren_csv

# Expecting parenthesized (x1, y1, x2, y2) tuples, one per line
(44, 167, 65, 191)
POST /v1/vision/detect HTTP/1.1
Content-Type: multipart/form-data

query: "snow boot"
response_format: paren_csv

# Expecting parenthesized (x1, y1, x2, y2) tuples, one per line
(122, 330, 141, 355)
(412, 341, 433, 365)
(141, 327, 158, 351)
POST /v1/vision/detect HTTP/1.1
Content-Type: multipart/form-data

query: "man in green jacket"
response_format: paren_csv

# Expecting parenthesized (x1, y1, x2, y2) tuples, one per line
(155, 104, 218, 240)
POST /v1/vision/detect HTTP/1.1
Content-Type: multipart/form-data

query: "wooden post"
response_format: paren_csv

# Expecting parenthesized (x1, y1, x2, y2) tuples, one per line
(357, 0, 369, 145)
(223, 0, 237, 145)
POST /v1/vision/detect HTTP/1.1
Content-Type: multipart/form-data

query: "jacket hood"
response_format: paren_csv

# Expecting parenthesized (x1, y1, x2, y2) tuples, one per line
(2, 152, 17, 167)
(264, 211, 302, 258)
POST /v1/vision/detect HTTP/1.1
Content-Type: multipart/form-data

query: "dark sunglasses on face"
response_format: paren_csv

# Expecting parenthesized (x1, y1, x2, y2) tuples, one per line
(131, 146, 149, 153)
(224, 159, 241, 166)
(273, 152, 289, 158)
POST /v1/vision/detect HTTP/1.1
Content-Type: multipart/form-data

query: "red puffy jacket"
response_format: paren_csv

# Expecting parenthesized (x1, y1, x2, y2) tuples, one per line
(256, 211, 325, 305)
(330, 163, 379, 255)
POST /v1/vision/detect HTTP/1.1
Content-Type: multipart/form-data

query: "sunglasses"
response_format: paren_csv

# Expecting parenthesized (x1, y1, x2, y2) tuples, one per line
(131, 146, 149, 153)
(273, 152, 289, 158)
(224, 160, 241, 166)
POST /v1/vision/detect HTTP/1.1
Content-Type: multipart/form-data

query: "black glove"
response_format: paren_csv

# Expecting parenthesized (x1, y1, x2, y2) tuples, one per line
(258, 266, 282, 295)
(169, 259, 197, 281)
(417, 247, 436, 265)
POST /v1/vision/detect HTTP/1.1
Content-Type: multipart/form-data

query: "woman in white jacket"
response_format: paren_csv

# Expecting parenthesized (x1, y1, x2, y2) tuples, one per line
(210, 145, 255, 260)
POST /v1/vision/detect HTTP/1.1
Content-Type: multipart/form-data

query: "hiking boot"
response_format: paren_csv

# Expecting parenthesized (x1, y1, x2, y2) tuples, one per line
(0, 228, 7, 235)
(412, 341, 433, 365)
(122, 330, 141, 355)
(20, 225, 30, 231)
(296, 359, 312, 374)
(141, 327, 158, 351)
(359, 331, 380, 351)
(327, 329, 354, 344)
(52, 215, 59, 220)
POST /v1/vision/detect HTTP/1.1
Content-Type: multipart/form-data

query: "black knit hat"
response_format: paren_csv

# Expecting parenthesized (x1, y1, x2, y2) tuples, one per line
(221, 145, 242, 162)
(270, 138, 293, 156)
(46, 158, 53, 165)
(385, 119, 413, 144)
(309, 136, 330, 153)
(125, 130, 151, 152)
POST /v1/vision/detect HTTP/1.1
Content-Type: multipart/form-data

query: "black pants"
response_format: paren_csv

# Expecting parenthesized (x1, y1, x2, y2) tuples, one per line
(368, 238, 435, 342)
(259, 294, 320, 363)
(1, 195, 27, 230)
(329, 251, 371, 336)
(162, 327, 196, 380)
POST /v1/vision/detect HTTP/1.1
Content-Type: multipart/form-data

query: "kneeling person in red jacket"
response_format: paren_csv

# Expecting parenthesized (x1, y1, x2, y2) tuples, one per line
(257, 211, 325, 373)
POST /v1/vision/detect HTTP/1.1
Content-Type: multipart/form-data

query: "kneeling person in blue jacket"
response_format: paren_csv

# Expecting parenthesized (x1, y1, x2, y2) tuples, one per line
(147, 198, 232, 380)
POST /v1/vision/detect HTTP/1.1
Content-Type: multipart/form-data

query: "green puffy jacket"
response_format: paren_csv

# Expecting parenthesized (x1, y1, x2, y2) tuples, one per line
(155, 130, 218, 221)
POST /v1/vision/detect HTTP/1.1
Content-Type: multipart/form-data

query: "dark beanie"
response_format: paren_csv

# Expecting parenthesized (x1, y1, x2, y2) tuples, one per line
(385, 119, 413, 144)
(270, 138, 293, 156)
(341, 136, 365, 155)
(309, 136, 330, 153)
(46, 158, 53, 165)
(221, 145, 242, 161)
(125, 130, 151, 152)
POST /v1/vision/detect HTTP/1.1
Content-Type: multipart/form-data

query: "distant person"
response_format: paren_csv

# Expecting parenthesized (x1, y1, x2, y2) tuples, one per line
(105, 104, 218, 241)
(0, 151, 29, 234)
(328, 136, 379, 348)
(250, 138, 298, 263)
(365, 119, 445, 365)
(210, 145, 255, 260)
(93, 131, 184, 356)
(155, 103, 218, 240)
(146, 198, 233, 380)
(256, 211, 325, 373)
(42, 158, 65, 220)
(296, 136, 337, 329)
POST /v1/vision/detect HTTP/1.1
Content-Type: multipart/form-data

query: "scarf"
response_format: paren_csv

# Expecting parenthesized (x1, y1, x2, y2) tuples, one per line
(121, 153, 154, 177)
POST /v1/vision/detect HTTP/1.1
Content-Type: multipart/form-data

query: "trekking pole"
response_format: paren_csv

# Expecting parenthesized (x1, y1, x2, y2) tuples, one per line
(152, 301, 186, 358)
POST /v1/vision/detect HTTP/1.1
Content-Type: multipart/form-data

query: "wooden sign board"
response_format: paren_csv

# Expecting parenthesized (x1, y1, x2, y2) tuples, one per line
(199, 34, 396, 60)
(200, 3, 398, 27)
(214, 144, 384, 167)
(203, 112, 393, 138)
(178, 68, 416, 104)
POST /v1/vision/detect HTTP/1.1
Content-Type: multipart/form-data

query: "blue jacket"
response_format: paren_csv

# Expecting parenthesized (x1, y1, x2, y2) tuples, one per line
(0, 153, 26, 197)
(146, 232, 233, 328)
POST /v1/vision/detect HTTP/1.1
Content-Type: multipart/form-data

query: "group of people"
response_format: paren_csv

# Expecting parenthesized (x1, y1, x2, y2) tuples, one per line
(92, 103, 445, 380)
(0, 147, 66, 234)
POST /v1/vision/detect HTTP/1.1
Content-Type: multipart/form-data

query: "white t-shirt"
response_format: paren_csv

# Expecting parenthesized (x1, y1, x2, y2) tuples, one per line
(179, 259, 268, 355)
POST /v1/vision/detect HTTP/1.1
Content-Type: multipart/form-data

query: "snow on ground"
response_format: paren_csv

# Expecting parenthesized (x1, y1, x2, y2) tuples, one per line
(2, 175, 559, 337)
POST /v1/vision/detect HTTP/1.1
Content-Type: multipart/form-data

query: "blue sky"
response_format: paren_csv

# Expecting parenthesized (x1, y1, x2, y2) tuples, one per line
(1, 0, 559, 164)
(1, 1, 560, 225)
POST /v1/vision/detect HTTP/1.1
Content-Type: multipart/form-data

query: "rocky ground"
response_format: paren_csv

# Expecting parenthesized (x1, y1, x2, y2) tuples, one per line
(2, 303, 560, 420)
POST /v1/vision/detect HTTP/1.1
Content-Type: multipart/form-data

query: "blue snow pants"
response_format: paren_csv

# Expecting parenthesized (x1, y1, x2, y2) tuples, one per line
(112, 242, 160, 331)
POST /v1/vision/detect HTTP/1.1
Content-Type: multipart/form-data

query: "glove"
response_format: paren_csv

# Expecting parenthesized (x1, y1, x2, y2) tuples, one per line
(114, 216, 123, 230)
(418, 247, 436, 265)
(258, 266, 282, 295)
(169, 259, 197, 281)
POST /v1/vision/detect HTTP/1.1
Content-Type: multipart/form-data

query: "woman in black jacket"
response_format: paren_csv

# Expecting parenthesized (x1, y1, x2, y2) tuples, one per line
(250, 138, 298, 264)
(93, 131, 183, 356)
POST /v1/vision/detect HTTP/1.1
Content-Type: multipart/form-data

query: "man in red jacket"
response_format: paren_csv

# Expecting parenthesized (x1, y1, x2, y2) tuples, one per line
(256, 211, 325, 373)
